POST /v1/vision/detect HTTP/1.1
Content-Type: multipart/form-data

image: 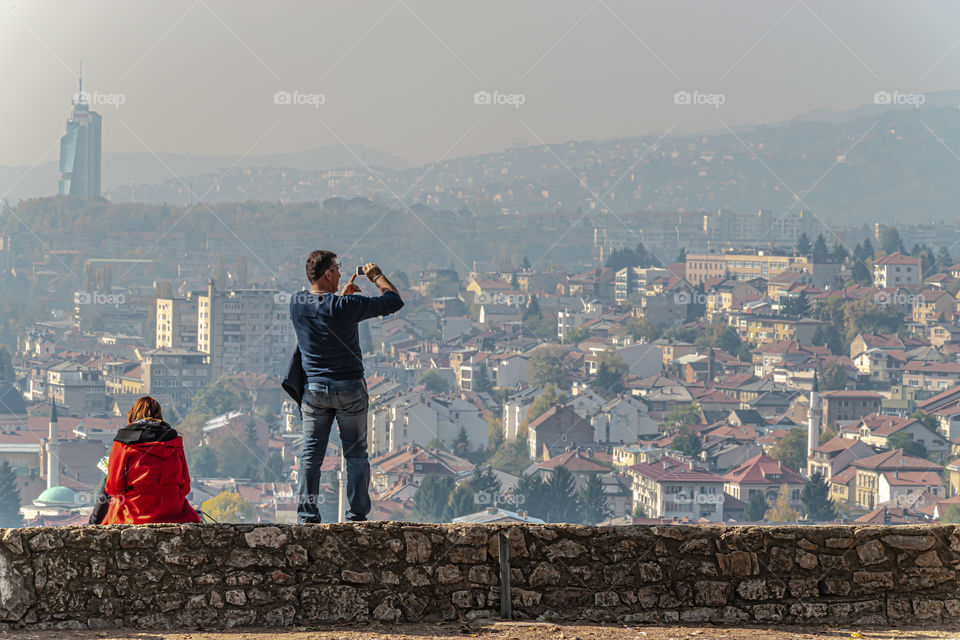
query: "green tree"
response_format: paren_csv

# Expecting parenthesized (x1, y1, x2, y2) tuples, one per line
(817, 363, 847, 391)
(190, 377, 245, 417)
(0, 460, 23, 527)
(544, 467, 581, 523)
(565, 325, 592, 343)
(765, 484, 800, 522)
(188, 445, 220, 478)
(528, 346, 567, 387)
(516, 473, 550, 520)
(781, 291, 811, 317)
(202, 491, 255, 523)
(523, 296, 542, 322)
(670, 430, 702, 457)
(812, 325, 845, 356)
(887, 432, 928, 460)
(593, 349, 629, 398)
(770, 429, 807, 471)
(911, 410, 940, 435)
(577, 473, 611, 524)
(632, 504, 647, 518)
(417, 369, 449, 393)
(472, 365, 493, 394)
(263, 452, 287, 483)
(801, 471, 837, 522)
(796, 232, 811, 255)
(443, 482, 478, 520)
(833, 242, 849, 263)
(488, 418, 505, 450)
(941, 504, 960, 524)
(813, 234, 829, 257)
(881, 227, 905, 254)
(412, 473, 455, 522)
(745, 491, 768, 522)
(469, 467, 503, 501)
(521, 384, 567, 432)
(487, 440, 531, 476)
(453, 425, 470, 457)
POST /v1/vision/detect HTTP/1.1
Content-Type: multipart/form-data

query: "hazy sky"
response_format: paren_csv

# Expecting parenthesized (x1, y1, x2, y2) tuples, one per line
(1, 1, 957, 168)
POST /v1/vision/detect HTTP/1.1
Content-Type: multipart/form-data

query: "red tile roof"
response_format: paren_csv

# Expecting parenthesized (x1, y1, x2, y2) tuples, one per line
(723, 453, 805, 485)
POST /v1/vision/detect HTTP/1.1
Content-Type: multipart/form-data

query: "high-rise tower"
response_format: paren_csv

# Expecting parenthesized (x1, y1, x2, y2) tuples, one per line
(58, 67, 102, 197)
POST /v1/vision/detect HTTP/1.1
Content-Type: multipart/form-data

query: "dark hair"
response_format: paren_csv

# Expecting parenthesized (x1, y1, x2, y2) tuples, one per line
(128, 396, 163, 424)
(306, 250, 337, 283)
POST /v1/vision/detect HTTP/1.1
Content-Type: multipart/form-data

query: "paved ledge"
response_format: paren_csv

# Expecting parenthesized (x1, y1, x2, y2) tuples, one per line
(2, 523, 960, 630)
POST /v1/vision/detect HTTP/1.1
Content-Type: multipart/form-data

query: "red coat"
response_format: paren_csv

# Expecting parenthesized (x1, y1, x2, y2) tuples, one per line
(102, 435, 200, 525)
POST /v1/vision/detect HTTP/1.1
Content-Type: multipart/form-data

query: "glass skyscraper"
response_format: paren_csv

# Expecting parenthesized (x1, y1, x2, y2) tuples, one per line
(58, 77, 101, 198)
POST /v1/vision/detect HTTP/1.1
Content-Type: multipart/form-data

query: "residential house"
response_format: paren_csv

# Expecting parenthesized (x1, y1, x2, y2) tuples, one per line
(527, 405, 594, 459)
(626, 454, 726, 522)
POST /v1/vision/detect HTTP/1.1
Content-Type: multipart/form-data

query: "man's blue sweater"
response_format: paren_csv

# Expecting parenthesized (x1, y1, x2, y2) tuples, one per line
(289, 290, 403, 382)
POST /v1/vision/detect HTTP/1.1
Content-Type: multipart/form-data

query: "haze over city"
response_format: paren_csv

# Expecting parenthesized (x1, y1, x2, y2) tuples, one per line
(5, 0, 960, 604)
(2, 1, 957, 167)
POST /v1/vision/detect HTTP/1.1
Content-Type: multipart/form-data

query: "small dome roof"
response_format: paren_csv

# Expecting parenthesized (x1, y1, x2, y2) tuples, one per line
(34, 486, 79, 506)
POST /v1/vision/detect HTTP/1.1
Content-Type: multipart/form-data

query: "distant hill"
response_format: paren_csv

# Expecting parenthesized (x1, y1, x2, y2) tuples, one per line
(6, 94, 960, 226)
(0, 145, 411, 202)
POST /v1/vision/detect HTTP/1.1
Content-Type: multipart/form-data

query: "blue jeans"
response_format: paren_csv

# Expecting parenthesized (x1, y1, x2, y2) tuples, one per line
(297, 379, 371, 523)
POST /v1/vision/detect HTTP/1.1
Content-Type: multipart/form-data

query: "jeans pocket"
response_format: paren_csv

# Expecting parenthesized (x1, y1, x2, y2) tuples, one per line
(336, 386, 368, 414)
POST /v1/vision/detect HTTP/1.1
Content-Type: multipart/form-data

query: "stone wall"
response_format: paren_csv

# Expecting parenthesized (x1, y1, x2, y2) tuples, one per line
(1, 523, 960, 630)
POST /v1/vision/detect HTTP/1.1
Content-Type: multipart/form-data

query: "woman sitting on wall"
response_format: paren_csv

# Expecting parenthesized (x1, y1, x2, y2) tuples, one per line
(89, 396, 200, 525)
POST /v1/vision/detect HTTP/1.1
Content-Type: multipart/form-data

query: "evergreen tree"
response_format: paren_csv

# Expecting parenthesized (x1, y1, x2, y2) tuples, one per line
(412, 473, 455, 522)
(545, 467, 581, 523)
(796, 232, 811, 255)
(676, 247, 687, 264)
(745, 491, 768, 522)
(521, 256, 531, 269)
(813, 234, 829, 257)
(516, 473, 550, 520)
(801, 471, 837, 522)
(833, 242, 849, 263)
(443, 482, 477, 520)
(577, 473, 611, 524)
(0, 460, 22, 527)
(781, 291, 810, 317)
(472, 365, 493, 394)
(469, 467, 503, 500)
(263, 452, 287, 483)
(453, 425, 471, 457)
(523, 296, 542, 322)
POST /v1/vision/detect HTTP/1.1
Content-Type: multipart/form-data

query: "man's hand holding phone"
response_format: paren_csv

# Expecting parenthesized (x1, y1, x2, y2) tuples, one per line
(362, 263, 398, 295)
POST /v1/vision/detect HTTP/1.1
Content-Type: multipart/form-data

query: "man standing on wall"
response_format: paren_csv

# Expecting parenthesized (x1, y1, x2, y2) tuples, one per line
(289, 250, 403, 523)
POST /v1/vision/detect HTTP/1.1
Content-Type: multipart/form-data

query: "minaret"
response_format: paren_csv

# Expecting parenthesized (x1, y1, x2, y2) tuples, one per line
(46, 401, 60, 490)
(807, 372, 822, 462)
(206, 278, 217, 382)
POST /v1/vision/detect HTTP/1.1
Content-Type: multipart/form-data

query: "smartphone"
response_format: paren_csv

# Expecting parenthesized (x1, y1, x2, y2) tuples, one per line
(356, 266, 364, 276)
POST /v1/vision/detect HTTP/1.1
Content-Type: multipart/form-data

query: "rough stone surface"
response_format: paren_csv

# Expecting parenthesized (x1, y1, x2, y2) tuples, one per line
(0, 523, 957, 629)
